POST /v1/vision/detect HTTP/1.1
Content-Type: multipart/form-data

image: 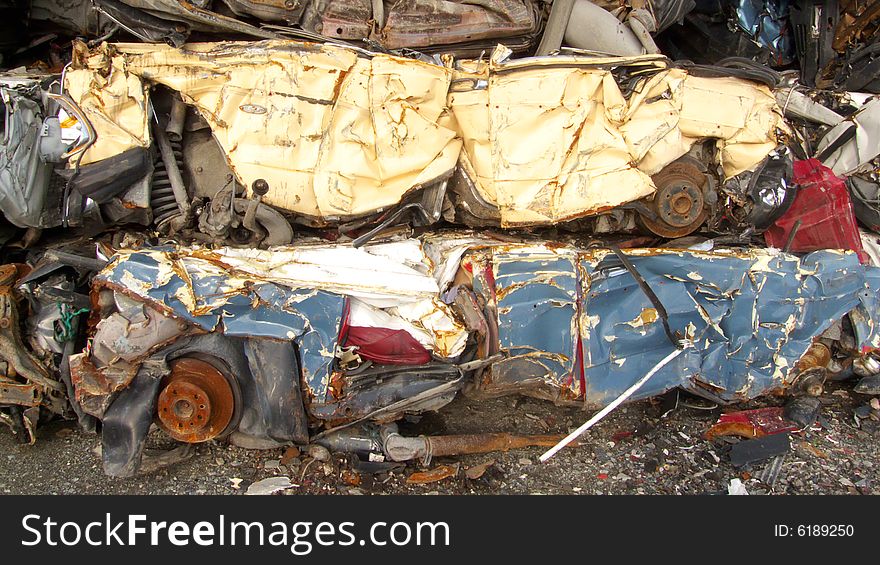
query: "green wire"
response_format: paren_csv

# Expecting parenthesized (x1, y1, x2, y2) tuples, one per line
(55, 302, 89, 343)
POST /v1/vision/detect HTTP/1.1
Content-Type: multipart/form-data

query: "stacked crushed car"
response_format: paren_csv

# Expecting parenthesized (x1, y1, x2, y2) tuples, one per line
(1, 0, 880, 476)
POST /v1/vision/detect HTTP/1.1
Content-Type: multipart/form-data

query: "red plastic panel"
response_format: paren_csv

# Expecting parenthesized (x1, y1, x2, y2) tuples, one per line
(765, 159, 868, 264)
(344, 326, 432, 365)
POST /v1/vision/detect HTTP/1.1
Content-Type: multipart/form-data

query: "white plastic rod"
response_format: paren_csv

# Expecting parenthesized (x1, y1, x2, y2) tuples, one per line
(539, 345, 688, 462)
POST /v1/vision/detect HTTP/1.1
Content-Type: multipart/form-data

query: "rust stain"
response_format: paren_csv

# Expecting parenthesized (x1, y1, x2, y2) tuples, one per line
(405, 464, 460, 485)
(156, 357, 235, 443)
(704, 421, 766, 441)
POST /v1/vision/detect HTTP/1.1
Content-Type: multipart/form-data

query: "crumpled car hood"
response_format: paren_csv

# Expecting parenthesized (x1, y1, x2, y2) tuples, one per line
(64, 41, 786, 226)
(71, 40, 461, 220)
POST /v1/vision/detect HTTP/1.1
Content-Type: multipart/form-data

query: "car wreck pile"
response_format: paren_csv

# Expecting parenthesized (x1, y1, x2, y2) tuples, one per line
(2, 0, 880, 478)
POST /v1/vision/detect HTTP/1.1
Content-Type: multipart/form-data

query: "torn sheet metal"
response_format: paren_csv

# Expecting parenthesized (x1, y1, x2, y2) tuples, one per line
(774, 87, 843, 127)
(0, 264, 71, 444)
(30, 0, 113, 36)
(92, 240, 468, 357)
(106, 0, 278, 39)
(64, 42, 151, 166)
(579, 248, 880, 405)
(92, 247, 346, 404)
(377, 0, 542, 51)
(93, 40, 461, 221)
(481, 246, 581, 399)
(733, 0, 793, 66)
(71, 234, 880, 474)
(473, 244, 880, 407)
(66, 40, 787, 229)
(449, 51, 787, 226)
(563, 0, 649, 56)
(816, 97, 880, 175)
(0, 78, 53, 227)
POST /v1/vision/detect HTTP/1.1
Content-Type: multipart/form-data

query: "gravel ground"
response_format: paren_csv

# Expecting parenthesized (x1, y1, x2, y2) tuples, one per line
(1, 382, 878, 495)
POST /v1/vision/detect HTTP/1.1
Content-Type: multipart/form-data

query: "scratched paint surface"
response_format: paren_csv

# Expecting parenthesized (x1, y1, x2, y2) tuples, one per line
(450, 53, 785, 226)
(113, 40, 460, 221)
(67, 41, 786, 228)
(482, 247, 880, 407)
(95, 247, 345, 403)
(91, 240, 880, 412)
(490, 247, 580, 396)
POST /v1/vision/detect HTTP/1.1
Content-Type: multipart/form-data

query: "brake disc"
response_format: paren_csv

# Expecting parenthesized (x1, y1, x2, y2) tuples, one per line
(640, 160, 708, 238)
(156, 357, 239, 443)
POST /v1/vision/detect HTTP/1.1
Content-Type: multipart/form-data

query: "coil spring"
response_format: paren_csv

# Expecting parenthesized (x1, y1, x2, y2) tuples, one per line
(150, 139, 185, 227)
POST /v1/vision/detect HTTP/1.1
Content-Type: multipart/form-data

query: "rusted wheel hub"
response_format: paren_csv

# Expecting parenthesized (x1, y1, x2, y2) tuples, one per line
(156, 357, 235, 443)
(640, 160, 708, 238)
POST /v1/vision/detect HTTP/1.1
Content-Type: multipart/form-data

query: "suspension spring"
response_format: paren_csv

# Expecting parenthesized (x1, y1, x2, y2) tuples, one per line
(150, 139, 185, 228)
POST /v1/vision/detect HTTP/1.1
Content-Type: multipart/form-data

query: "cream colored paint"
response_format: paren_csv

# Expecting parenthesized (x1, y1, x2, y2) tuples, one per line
(115, 41, 460, 220)
(449, 51, 786, 226)
(64, 44, 150, 166)
(68, 42, 784, 226)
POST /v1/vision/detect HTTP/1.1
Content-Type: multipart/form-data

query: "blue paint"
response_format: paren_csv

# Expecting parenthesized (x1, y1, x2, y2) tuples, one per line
(95, 250, 345, 403)
(489, 248, 880, 407)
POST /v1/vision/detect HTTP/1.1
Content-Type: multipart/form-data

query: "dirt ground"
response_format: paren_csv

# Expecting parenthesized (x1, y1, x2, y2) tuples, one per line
(1, 382, 878, 496)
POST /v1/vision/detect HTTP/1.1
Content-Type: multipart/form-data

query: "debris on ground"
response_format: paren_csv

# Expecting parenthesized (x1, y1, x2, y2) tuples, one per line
(729, 433, 792, 468)
(1, 0, 880, 493)
(406, 464, 460, 485)
(245, 476, 297, 496)
(728, 478, 749, 496)
(704, 408, 799, 441)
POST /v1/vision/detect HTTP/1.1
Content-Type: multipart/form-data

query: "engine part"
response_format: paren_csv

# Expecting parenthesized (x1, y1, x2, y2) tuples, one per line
(180, 129, 238, 201)
(0, 265, 66, 404)
(156, 356, 239, 443)
(639, 159, 708, 238)
(791, 342, 831, 396)
(165, 96, 187, 143)
(231, 198, 294, 247)
(150, 137, 185, 228)
(242, 178, 269, 233)
(152, 120, 190, 228)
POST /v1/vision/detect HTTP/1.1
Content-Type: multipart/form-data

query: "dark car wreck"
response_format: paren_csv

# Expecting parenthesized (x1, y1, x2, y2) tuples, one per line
(2, 0, 880, 480)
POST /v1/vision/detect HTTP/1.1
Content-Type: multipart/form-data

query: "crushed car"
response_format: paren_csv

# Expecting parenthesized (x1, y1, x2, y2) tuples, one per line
(2, 39, 793, 248)
(2, 233, 876, 474)
(2, 0, 880, 478)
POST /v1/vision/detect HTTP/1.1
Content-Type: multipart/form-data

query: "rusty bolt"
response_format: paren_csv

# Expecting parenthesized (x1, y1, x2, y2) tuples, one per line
(284, 0, 296, 7)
